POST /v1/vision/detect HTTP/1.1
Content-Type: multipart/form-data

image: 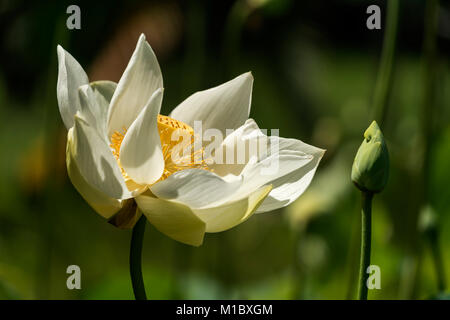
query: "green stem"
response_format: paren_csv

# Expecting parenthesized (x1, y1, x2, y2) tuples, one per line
(411, 0, 441, 299)
(291, 228, 305, 300)
(372, 0, 399, 125)
(429, 231, 446, 292)
(357, 191, 373, 300)
(130, 214, 147, 300)
(420, 0, 439, 181)
(346, 199, 362, 299)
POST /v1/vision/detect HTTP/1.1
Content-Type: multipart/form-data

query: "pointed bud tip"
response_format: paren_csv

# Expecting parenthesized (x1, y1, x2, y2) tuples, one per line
(364, 121, 383, 141)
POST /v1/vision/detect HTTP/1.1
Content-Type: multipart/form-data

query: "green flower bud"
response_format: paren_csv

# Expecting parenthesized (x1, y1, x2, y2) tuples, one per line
(351, 121, 389, 193)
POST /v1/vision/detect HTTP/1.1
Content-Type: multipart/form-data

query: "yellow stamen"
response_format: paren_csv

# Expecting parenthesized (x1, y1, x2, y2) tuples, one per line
(110, 128, 127, 159)
(109, 115, 209, 184)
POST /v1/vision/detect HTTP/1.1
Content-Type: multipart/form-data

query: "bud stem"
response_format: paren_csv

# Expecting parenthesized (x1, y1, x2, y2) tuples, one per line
(357, 191, 373, 300)
(130, 214, 147, 300)
(428, 230, 446, 292)
(372, 0, 399, 125)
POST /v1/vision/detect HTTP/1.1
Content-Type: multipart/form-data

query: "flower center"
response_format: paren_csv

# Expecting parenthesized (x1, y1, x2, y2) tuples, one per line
(110, 115, 208, 184)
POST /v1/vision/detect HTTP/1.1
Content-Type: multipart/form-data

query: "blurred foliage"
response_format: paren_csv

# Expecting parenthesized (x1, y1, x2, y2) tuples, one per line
(0, 0, 449, 299)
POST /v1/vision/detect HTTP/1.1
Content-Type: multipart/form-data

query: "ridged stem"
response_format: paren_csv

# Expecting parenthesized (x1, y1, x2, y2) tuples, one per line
(372, 0, 400, 125)
(357, 191, 373, 300)
(130, 214, 147, 300)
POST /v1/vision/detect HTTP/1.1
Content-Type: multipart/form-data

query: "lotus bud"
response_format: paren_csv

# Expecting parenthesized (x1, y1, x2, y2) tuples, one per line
(351, 121, 389, 193)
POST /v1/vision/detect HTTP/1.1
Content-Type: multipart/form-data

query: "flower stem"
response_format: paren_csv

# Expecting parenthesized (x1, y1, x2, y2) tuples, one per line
(410, 0, 441, 299)
(429, 230, 446, 292)
(357, 191, 373, 300)
(130, 214, 147, 300)
(372, 0, 399, 125)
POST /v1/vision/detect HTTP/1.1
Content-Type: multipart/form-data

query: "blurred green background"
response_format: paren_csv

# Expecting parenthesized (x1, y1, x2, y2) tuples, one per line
(0, 0, 449, 299)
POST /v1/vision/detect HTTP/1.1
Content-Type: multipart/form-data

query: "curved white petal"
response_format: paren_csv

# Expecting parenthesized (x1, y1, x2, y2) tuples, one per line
(88, 81, 117, 141)
(255, 147, 324, 213)
(210, 119, 325, 213)
(208, 118, 265, 177)
(78, 85, 108, 139)
(66, 128, 123, 219)
(90, 80, 117, 105)
(71, 115, 134, 200)
(240, 137, 324, 212)
(136, 194, 206, 246)
(193, 185, 272, 233)
(238, 138, 317, 192)
(170, 72, 253, 135)
(119, 89, 164, 185)
(57, 45, 89, 129)
(150, 169, 242, 209)
(107, 34, 163, 137)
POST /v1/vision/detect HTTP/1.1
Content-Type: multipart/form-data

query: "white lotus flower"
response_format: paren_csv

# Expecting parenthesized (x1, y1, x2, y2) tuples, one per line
(57, 34, 324, 246)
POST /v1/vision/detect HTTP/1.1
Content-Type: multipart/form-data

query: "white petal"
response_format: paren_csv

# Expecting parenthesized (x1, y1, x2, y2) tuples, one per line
(150, 169, 242, 209)
(66, 128, 123, 218)
(89, 81, 117, 140)
(210, 119, 325, 213)
(107, 34, 163, 137)
(193, 185, 272, 233)
(90, 80, 117, 105)
(57, 45, 89, 129)
(208, 118, 265, 176)
(238, 138, 316, 193)
(78, 85, 108, 139)
(71, 115, 134, 200)
(136, 194, 206, 246)
(255, 144, 325, 213)
(119, 89, 164, 185)
(170, 72, 253, 135)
